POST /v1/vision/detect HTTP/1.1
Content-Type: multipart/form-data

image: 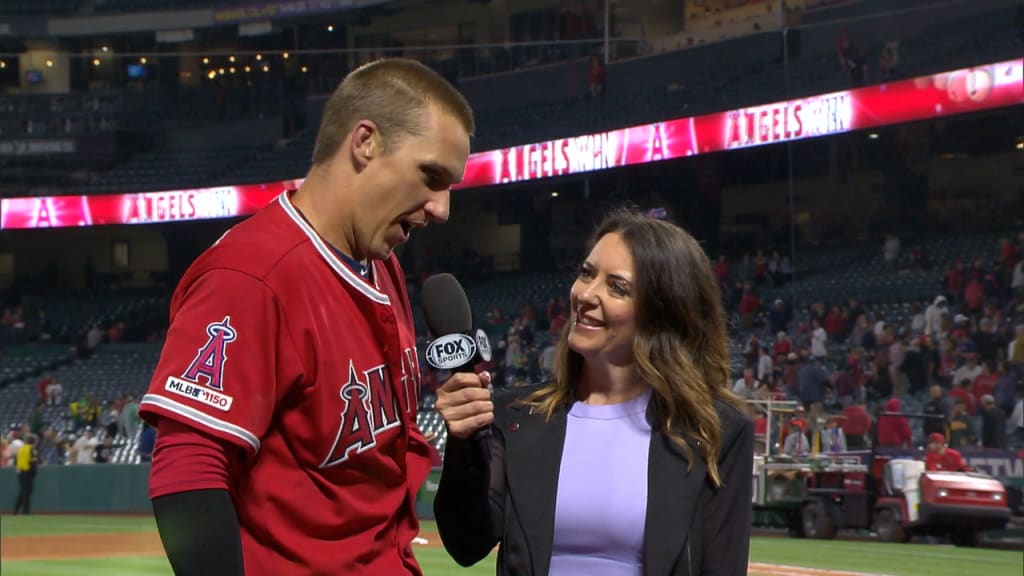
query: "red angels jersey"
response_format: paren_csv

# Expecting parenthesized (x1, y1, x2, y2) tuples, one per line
(139, 191, 432, 576)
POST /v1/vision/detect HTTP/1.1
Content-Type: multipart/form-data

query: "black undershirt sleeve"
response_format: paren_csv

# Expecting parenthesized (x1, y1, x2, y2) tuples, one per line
(152, 488, 245, 576)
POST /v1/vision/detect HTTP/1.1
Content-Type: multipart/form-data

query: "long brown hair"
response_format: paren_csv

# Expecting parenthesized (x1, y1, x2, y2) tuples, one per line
(523, 207, 744, 487)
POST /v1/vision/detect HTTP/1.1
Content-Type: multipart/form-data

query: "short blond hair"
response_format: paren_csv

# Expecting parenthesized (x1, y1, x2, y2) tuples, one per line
(312, 58, 475, 165)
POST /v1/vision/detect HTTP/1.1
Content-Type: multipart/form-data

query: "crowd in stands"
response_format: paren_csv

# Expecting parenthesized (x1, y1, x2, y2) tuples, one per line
(1, 388, 153, 469)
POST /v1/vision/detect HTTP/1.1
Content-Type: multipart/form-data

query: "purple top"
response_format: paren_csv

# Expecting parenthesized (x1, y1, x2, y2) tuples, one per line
(549, 388, 652, 576)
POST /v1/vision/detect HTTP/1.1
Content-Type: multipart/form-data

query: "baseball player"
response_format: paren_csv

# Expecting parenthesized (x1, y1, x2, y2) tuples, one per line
(140, 58, 474, 576)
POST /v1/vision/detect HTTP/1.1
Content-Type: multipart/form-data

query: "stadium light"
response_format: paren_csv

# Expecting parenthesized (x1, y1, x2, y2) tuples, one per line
(301, 66, 308, 73)
(229, 55, 236, 63)
(202, 57, 210, 65)
(282, 51, 290, 60)
(255, 53, 263, 61)
(551, 192, 559, 197)
(101, 46, 109, 53)
(244, 65, 251, 73)
(207, 70, 217, 79)
(327, 25, 334, 32)
(219, 67, 225, 74)
(229, 66, 236, 74)
(45, 59, 54, 68)
(262, 64, 270, 73)
(0, 61, 5, 69)
(868, 133, 880, 139)
(140, 57, 147, 64)
(92, 58, 101, 67)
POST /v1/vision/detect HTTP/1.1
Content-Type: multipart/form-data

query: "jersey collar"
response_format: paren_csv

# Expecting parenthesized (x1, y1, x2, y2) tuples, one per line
(278, 191, 390, 305)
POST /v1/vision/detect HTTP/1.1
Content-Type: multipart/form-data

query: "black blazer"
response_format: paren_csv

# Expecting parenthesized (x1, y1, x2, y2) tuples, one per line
(434, 386, 753, 576)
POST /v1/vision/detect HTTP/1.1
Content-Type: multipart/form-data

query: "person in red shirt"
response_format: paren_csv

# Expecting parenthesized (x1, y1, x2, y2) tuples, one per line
(140, 59, 476, 576)
(824, 305, 846, 341)
(949, 378, 976, 416)
(971, 361, 1000, 408)
(841, 397, 872, 449)
(925, 433, 966, 472)
(877, 397, 913, 448)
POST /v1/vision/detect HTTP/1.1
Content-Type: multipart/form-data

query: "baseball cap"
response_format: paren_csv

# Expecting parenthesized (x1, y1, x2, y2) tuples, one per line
(981, 394, 994, 405)
(928, 432, 946, 444)
(954, 314, 968, 324)
(934, 295, 947, 305)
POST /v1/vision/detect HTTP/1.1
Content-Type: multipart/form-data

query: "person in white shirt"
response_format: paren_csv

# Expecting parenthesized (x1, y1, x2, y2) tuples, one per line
(811, 319, 828, 360)
(733, 367, 759, 399)
(924, 295, 948, 336)
(757, 346, 774, 382)
(7, 433, 24, 467)
(952, 354, 983, 388)
(72, 428, 98, 465)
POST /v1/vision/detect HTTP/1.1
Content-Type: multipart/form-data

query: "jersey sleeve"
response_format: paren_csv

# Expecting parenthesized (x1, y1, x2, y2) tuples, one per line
(140, 269, 304, 457)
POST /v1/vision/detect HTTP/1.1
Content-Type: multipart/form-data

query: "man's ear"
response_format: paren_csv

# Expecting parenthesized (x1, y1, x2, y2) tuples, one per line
(351, 120, 378, 168)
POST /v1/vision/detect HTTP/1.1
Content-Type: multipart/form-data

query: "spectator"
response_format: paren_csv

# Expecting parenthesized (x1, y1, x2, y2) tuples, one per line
(824, 305, 846, 341)
(782, 352, 801, 397)
(972, 361, 1000, 408)
(876, 397, 912, 448)
(738, 283, 760, 329)
(883, 234, 900, 267)
(924, 295, 948, 336)
(925, 433, 966, 471)
(37, 373, 52, 405)
(783, 424, 810, 456)
(37, 427, 62, 466)
(948, 400, 975, 448)
(798, 355, 829, 409)
(1011, 391, 1024, 444)
(538, 342, 556, 381)
(733, 367, 759, 399)
(107, 321, 125, 343)
(910, 304, 926, 334)
(773, 331, 792, 358)
(878, 41, 900, 80)
(757, 346, 774, 383)
(1008, 324, 1024, 367)
(93, 436, 114, 464)
(946, 260, 966, 303)
(923, 385, 949, 438)
(979, 395, 1006, 449)
(28, 402, 45, 436)
(137, 422, 156, 463)
(72, 428, 98, 464)
(768, 299, 791, 335)
(949, 378, 976, 416)
(810, 319, 828, 360)
(820, 416, 847, 454)
(841, 397, 871, 449)
(974, 318, 1001, 364)
(952, 354, 983, 391)
(44, 374, 62, 406)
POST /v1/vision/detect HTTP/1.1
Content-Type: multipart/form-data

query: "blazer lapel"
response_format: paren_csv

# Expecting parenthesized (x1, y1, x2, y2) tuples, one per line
(504, 401, 567, 576)
(644, 426, 707, 576)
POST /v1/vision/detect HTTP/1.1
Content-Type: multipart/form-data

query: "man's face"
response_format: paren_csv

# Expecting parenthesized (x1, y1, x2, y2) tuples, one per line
(350, 104, 470, 261)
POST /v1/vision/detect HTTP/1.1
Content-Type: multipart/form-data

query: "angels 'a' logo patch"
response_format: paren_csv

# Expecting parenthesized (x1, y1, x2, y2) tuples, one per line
(182, 316, 237, 392)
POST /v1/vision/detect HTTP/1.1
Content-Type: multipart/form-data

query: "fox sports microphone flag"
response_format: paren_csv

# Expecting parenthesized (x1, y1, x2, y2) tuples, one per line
(422, 273, 492, 373)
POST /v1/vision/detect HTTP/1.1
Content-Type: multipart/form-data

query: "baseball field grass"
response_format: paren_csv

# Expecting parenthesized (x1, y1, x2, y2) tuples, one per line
(2, 514, 1022, 576)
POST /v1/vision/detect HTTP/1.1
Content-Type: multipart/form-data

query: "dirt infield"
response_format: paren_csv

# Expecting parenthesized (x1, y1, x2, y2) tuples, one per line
(2, 532, 884, 576)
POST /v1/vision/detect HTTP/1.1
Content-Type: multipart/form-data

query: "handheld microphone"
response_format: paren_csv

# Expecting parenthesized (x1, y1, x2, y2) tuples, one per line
(422, 273, 492, 373)
(422, 273, 493, 446)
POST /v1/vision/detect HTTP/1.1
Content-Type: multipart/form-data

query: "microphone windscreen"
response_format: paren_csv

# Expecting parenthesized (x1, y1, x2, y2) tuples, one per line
(422, 273, 473, 336)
